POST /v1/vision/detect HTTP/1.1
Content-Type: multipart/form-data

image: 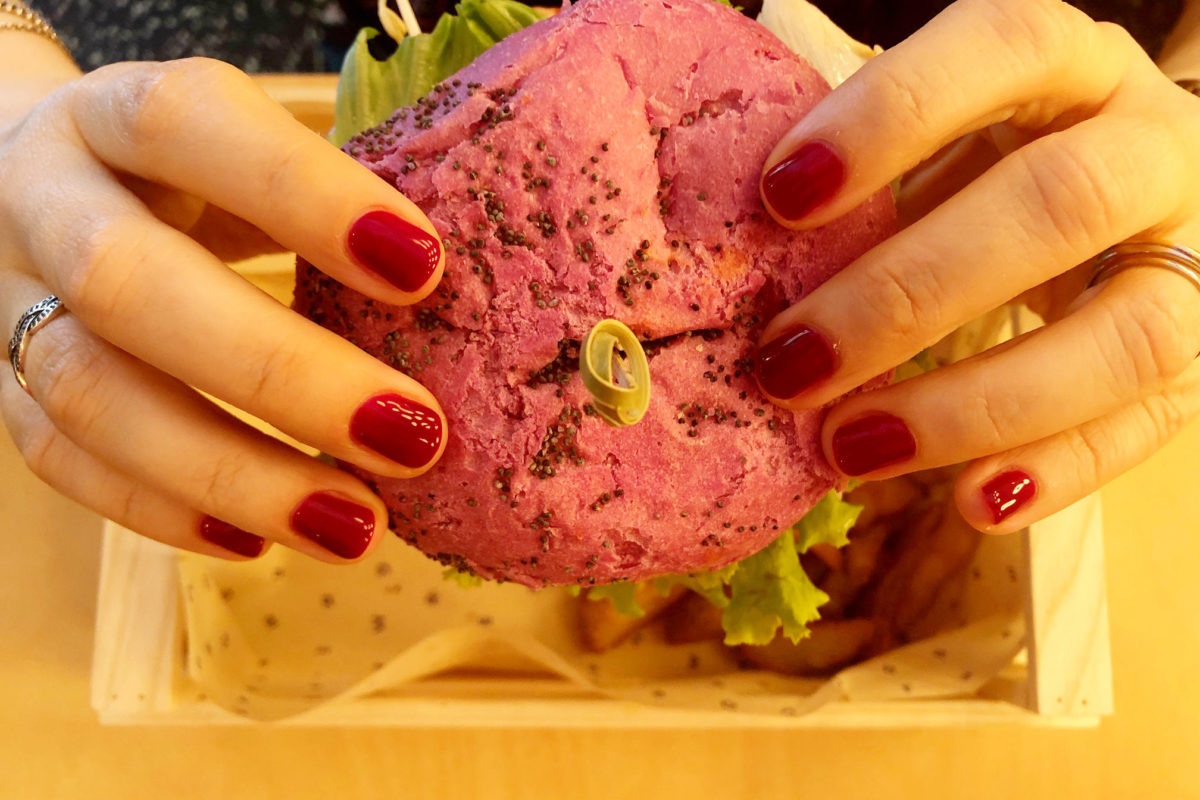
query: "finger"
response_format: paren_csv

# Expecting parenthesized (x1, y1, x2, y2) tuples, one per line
(68, 58, 443, 302)
(186, 205, 288, 263)
(819, 265, 1200, 478)
(9, 130, 447, 480)
(755, 110, 1195, 409)
(895, 128, 1003, 226)
(953, 357, 1200, 533)
(1, 340, 266, 560)
(760, 0, 1140, 227)
(1, 279, 387, 563)
(114, 175, 283, 261)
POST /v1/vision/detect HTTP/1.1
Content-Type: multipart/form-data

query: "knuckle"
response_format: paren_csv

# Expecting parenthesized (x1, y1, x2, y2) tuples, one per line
(1137, 391, 1190, 449)
(1112, 286, 1195, 387)
(125, 58, 247, 146)
(261, 137, 314, 203)
(244, 339, 305, 410)
(14, 418, 62, 485)
(196, 449, 250, 511)
(1016, 140, 1125, 253)
(974, 0, 1082, 65)
(857, 59, 947, 139)
(57, 212, 150, 320)
(1063, 425, 1105, 488)
(1093, 20, 1139, 57)
(964, 385, 1016, 449)
(33, 328, 115, 435)
(858, 257, 945, 342)
(114, 484, 142, 528)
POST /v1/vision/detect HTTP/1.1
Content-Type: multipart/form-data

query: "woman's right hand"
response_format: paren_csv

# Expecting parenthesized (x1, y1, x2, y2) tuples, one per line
(0, 58, 449, 563)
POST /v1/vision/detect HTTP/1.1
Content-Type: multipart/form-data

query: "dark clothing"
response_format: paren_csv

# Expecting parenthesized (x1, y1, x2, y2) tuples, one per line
(32, 0, 1184, 73)
(811, 0, 1182, 60)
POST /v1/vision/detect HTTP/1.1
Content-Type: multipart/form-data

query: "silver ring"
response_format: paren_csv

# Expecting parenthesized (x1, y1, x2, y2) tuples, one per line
(1087, 242, 1200, 294)
(7, 295, 65, 395)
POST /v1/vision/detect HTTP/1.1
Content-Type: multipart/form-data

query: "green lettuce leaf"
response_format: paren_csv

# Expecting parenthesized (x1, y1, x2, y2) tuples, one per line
(586, 490, 865, 646)
(722, 528, 828, 645)
(655, 564, 736, 609)
(586, 581, 647, 618)
(792, 489, 863, 553)
(331, 0, 543, 146)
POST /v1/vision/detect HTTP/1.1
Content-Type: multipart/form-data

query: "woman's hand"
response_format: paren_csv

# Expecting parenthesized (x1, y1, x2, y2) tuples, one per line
(0, 58, 448, 562)
(755, 0, 1200, 532)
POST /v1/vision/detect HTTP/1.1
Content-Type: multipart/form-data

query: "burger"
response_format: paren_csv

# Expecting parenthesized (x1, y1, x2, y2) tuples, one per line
(295, 0, 896, 644)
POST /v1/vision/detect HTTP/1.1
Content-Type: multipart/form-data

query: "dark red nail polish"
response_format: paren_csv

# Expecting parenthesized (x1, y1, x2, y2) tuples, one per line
(291, 492, 375, 559)
(981, 470, 1036, 524)
(347, 210, 440, 292)
(350, 393, 443, 468)
(831, 412, 916, 476)
(756, 325, 837, 399)
(199, 516, 266, 558)
(761, 141, 845, 221)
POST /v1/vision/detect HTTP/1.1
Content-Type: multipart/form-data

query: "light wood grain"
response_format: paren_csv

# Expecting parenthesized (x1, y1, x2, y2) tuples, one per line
(3, 422, 1199, 798)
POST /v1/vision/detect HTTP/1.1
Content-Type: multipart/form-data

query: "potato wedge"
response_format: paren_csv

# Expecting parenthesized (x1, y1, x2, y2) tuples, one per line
(662, 591, 726, 645)
(846, 475, 922, 528)
(738, 619, 876, 675)
(864, 497, 980, 650)
(579, 583, 686, 652)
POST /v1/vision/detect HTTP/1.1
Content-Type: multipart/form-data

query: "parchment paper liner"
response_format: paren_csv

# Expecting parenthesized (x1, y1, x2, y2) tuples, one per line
(178, 523, 1025, 721)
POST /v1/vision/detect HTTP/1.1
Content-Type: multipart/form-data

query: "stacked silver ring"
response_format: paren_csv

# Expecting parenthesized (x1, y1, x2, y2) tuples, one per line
(1088, 242, 1200, 294)
(7, 294, 64, 394)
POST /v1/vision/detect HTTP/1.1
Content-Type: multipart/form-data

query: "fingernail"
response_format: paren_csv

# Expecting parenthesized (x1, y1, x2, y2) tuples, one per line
(831, 412, 916, 476)
(761, 141, 845, 221)
(350, 393, 443, 468)
(756, 325, 837, 399)
(347, 210, 441, 292)
(199, 516, 266, 558)
(981, 469, 1036, 524)
(291, 492, 376, 559)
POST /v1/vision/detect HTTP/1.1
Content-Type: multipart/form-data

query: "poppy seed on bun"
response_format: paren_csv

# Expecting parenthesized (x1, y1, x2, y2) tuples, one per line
(294, 0, 895, 587)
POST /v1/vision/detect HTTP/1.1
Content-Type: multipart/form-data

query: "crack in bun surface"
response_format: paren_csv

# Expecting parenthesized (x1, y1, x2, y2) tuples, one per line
(294, 0, 896, 587)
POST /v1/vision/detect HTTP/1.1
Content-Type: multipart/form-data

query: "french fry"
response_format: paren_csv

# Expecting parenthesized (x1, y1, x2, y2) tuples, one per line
(846, 475, 921, 528)
(738, 619, 876, 675)
(578, 583, 686, 652)
(807, 542, 843, 572)
(818, 520, 894, 617)
(863, 495, 980, 651)
(662, 590, 726, 645)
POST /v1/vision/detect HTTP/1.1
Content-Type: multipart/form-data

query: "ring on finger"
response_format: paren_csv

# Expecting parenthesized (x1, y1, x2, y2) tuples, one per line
(1087, 242, 1200, 294)
(7, 294, 65, 395)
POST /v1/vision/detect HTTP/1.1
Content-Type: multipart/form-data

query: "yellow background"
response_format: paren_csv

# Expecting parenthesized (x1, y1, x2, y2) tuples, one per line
(2, 411, 1198, 797)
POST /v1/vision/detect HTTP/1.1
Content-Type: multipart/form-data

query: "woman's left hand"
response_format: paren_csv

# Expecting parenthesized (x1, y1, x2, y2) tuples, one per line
(754, 0, 1200, 532)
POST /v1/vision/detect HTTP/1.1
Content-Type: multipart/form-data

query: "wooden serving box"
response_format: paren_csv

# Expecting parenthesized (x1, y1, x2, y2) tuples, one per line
(92, 497, 1110, 727)
(89, 76, 1112, 727)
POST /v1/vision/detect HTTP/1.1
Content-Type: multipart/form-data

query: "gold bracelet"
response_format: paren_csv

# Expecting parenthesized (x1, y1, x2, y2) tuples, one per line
(0, 1, 74, 61)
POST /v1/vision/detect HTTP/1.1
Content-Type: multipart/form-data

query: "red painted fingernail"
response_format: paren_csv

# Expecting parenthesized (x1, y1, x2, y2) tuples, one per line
(761, 141, 845, 221)
(756, 325, 837, 399)
(347, 210, 441, 292)
(831, 412, 916, 476)
(199, 516, 266, 558)
(291, 492, 375, 560)
(351, 393, 443, 468)
(981, 470, 1036, 524)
